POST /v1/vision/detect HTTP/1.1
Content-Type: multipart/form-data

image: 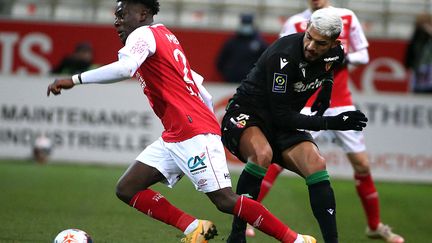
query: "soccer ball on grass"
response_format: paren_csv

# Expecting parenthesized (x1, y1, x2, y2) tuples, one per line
(53, 229, 93, 243)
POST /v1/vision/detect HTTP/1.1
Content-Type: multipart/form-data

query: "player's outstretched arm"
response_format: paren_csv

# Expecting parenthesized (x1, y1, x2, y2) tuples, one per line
(47, 78, 75, 96)
(324, 110, 368, 131)
(47, 57, 140, 97)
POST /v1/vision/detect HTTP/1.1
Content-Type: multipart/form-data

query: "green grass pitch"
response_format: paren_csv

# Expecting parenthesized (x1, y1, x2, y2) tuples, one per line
(0, 160, 430, 242)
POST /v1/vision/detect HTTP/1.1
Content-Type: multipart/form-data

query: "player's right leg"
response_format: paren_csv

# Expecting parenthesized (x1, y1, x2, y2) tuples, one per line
(228, 126, 273, 242)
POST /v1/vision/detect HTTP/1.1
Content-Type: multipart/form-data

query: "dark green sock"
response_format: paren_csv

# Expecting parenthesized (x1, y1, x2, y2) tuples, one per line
(307, 170, 338, 243)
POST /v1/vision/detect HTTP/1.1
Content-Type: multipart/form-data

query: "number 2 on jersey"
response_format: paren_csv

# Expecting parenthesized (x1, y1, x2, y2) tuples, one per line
(173, 49, 198, 97)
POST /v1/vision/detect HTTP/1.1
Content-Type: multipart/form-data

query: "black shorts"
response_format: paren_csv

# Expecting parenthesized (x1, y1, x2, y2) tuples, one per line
(221, 99, 315, 163)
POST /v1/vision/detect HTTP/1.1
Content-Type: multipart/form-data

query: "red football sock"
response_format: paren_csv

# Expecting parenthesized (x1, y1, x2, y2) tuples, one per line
(129, 189, 195, 232)
(355, 173, 380, 230)
(257, 163, 283, 202)
(234, 196, 297, 242)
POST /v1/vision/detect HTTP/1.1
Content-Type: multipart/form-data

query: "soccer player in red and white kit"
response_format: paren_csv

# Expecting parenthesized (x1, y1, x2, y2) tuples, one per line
(251, 0, 404, 242)
(47, 1, 316, 242)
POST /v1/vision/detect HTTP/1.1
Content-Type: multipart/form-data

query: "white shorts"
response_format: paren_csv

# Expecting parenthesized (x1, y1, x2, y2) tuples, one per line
(301, 106, 366, 153)
(135, 134, 232, 193)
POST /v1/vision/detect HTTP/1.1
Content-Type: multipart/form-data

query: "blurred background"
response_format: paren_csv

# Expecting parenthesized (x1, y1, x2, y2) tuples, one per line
(1, 0, 431, 36)
(0, 1, 431, 242)
(1, 0, 431, 181)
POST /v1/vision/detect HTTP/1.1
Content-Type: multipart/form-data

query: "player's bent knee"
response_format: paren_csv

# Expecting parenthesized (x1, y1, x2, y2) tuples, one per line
(316, 155, 326, 170)
(115, 183, 134, 204)
(206, 188, 238, 213)
(247, 146, 273, 168)
(214, 200, 233, 214)
(307, 152, 326, 172)
(353, 164, 370, 174)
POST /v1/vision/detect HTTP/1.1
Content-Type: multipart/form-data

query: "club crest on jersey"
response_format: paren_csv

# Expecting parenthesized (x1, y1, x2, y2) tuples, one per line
(272, 73, 287, 93)
(188, 152, 207, 174)
(229, 113, 250, 129)
(325, 62, 333, 71)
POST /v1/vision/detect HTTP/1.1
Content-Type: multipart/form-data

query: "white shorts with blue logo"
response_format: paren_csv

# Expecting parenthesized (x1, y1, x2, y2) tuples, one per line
(301, 106, 367, 153)
(135, 134, 232, 193)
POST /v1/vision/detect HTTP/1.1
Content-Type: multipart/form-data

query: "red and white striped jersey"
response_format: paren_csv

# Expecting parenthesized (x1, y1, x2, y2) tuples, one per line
(119, 24, 220, 142)
(280, 7, 369, 107)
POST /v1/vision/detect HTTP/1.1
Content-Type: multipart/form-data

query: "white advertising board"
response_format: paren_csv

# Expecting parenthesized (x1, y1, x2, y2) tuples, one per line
(1, 76, 431, 182)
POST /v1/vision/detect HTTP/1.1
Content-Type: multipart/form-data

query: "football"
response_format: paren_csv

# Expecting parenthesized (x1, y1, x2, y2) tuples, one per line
(53, 229, 93, 243)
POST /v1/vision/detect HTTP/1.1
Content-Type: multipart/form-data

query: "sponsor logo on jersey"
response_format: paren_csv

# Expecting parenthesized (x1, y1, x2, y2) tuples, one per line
(293, 78, 322, 92)
(272, 73, 288, 93)
(280, 57, 289, 69)
(323, 56, 340, 62)
(188, 152, 207, 173)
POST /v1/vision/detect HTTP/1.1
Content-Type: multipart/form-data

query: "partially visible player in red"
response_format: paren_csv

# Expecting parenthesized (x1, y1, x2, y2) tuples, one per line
(250, 0, 405, 243)
(47, 1, 316, 242)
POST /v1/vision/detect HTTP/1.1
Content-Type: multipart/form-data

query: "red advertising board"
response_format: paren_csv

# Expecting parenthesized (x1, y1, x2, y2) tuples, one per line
(0, 19, 409, 93)
(0, 19, 121, 75)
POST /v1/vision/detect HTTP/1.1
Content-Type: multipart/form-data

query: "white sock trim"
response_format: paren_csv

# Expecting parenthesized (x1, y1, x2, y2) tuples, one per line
(184, 219, 199, 235)
(294, 234, 303, 243)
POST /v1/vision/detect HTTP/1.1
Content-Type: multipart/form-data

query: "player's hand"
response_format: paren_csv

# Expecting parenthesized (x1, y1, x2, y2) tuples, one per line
(47, 78, 74, 96)
(311, 81, 332, 116)
(324, 110, 368, 131)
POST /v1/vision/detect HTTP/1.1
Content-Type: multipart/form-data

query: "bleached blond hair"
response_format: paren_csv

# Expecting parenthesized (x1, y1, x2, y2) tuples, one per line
(309, 8, 343, 39)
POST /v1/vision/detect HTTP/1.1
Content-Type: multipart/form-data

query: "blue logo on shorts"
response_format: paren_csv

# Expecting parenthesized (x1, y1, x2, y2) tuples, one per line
(188, 152, 207, 173)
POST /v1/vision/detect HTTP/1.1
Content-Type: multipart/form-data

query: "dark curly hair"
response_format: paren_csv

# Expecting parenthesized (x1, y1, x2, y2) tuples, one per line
(117, 0, 160, 15)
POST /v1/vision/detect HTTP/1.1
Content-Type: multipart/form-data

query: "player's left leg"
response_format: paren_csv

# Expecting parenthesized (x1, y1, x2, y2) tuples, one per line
(116, 161, 202, 238)
(244, 163, 284, 238)
(347, 151, 404, 243)
(347, 152, 380, 229)
(207, 188, 316, 243)
(116, 138, 218, 242)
